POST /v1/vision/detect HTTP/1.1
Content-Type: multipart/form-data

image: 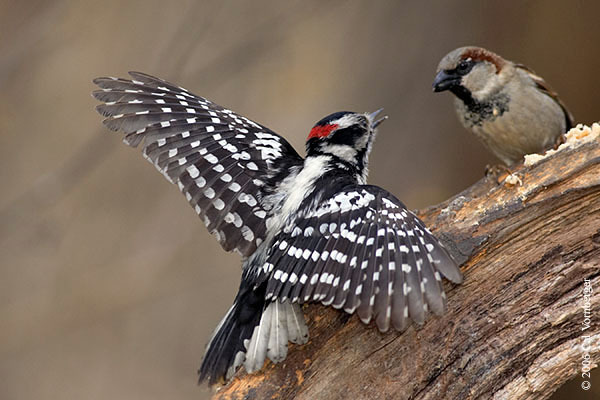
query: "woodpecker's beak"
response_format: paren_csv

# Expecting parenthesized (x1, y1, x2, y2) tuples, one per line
(432, 70, 461, 92)
(368, 108, 388, 129)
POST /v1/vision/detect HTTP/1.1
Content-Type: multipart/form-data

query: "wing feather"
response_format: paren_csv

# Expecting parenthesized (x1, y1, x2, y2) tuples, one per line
(259, 185, 462, 331)
(93, 72, 303, 257)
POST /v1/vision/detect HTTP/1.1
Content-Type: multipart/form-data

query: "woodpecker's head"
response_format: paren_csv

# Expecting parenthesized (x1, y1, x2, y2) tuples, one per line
(433, 46, 512, 105)
(305, 110, 386, 165)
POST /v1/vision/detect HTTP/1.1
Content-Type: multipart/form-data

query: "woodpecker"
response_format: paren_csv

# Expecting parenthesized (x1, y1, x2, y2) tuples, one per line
(93, 72, 463, 385)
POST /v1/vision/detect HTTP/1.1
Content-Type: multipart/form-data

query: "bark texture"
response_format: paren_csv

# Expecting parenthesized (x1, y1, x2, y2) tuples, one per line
(212, 137, 600, 400)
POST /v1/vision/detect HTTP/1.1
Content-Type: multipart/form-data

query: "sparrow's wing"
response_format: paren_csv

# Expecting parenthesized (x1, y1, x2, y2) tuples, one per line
(515, 64, 574, 130)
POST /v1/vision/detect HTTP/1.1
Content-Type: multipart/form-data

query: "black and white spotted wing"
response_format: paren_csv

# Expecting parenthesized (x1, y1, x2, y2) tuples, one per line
(93, 72, 303, 257)
(259, 185, 462, 332)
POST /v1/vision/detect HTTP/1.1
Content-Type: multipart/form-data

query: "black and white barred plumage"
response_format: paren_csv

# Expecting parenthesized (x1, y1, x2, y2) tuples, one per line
(93, 72, 463, 385)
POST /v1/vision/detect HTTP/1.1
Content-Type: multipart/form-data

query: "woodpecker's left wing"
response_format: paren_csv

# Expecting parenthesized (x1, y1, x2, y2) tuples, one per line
(93, 72, 303, 257)
(259, 185, 462, 332)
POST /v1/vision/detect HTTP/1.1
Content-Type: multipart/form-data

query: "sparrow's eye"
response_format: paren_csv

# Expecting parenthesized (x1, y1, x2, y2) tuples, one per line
(456, 59, 474, 75)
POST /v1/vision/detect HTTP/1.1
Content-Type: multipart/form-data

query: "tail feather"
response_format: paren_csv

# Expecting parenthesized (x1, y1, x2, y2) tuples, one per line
(244, 304, 272, 374)
(267, 302, 289, 363)
(244, 301, 308, 373)
(198, 281, 309, 384)
(286, 302, 309, 344)
(198, 282, 264, 385)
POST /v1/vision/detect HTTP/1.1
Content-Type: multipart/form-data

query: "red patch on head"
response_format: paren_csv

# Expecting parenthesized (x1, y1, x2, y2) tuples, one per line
(308, 124, 338, 140)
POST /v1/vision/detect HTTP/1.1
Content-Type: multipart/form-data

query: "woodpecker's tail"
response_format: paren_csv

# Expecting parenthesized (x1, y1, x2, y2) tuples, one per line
(198, 281, 309, 385)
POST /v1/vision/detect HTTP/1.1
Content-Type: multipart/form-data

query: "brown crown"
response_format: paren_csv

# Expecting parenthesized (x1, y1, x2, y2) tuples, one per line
(461, 47, 506, 73)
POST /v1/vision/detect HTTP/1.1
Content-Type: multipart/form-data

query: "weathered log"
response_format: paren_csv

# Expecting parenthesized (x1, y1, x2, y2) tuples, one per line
(213, 126, 600, 400)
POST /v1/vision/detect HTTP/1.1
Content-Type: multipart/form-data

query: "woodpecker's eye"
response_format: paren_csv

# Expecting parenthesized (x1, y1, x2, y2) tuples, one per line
(456, 59, 474, 75)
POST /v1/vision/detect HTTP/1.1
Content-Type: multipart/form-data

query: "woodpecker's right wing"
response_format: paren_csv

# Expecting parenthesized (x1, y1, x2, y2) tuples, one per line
(260, 185, 462, 332)
(93, 72, 304, 257)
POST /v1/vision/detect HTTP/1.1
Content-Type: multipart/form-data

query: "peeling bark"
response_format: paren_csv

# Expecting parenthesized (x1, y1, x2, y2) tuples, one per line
(212, 139, 600, 400)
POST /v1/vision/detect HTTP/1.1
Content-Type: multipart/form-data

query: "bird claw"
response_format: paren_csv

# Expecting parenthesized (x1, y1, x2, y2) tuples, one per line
(485, 164, 512, 184)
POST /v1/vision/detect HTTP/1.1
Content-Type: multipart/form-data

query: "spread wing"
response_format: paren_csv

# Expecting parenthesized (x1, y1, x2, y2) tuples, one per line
(93, 72, 303, 257)
(257, 185, 462, 332)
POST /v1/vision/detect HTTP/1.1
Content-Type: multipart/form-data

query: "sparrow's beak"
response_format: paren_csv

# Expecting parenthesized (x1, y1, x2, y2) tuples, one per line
(432, 70, 461, 92)
(368, 108, 388, 129)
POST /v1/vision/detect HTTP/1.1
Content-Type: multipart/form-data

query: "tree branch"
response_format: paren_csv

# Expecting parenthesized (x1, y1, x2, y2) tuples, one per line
(212, 128, 600, 400)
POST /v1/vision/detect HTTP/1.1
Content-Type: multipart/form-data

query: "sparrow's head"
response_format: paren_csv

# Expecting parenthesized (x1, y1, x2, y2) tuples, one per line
(433, 46, 510, 104)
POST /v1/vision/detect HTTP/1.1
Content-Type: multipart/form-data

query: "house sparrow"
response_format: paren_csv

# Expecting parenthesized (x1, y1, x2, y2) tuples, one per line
(433, 46, 573, 166)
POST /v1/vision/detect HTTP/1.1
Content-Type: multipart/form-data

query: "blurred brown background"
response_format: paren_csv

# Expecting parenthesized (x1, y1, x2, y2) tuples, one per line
(1, 1, 598, 399)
